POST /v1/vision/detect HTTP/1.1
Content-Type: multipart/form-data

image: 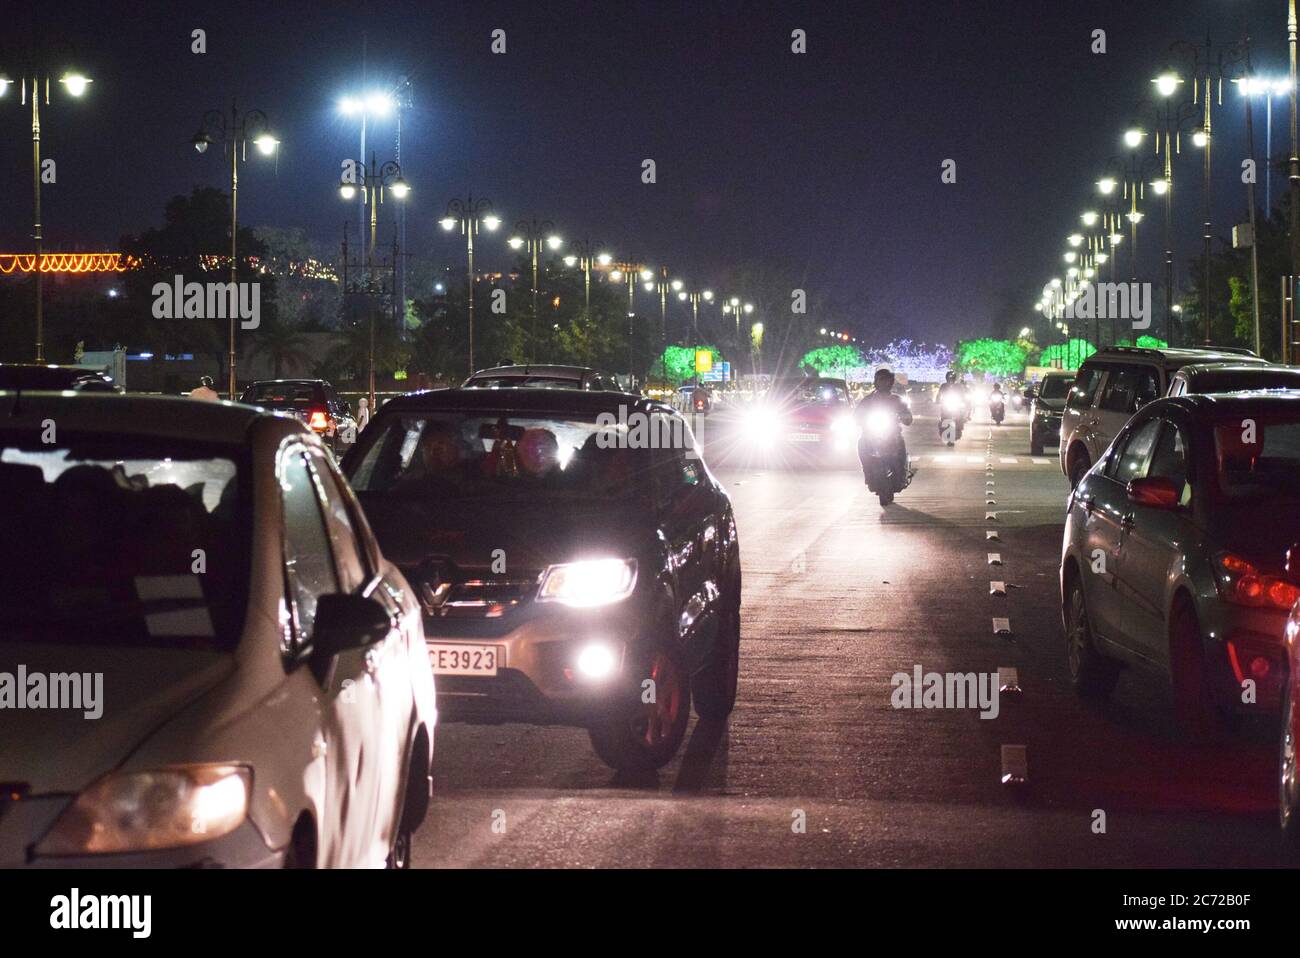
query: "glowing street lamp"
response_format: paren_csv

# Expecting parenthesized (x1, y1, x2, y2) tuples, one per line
(192, 100, 278, 397)
(563, 239, 612, 314)
(440, 195, 498, 375)
(508, 218, 561, 361)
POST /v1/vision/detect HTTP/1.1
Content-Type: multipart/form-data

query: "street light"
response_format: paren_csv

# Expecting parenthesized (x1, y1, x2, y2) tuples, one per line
(2, 68, 92, 363)
(192, 100, 279, 398)
(508, 218, 562, 363)
(562, 239, 613, 315)
(608, 262, 657, 382)
(338, 154, 407, 409)
(440, 195, 497, 375)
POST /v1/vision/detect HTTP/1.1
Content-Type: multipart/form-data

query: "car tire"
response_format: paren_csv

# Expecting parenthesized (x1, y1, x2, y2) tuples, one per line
(1067, 447, 1091, 488)
(1280, 674, 1300, 846)
(589, 633, 691, 773)
(1065, 574, 1120, 698)
(1169, 596, 1236, 739)
(693, 570, 741, 721)
(1030, 435, 1044, 457)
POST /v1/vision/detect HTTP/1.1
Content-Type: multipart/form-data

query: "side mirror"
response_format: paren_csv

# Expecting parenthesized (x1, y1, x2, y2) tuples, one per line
(311, 593, 392, 658)
(1127, 476, 1179, 509)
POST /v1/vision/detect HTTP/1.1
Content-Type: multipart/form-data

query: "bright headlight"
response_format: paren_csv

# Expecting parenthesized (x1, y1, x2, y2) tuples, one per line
(39, 765, 251, 855)
(866, 409, 894, 437)
(744, 406, 780, 443)
(831, 415, 856, 437)
(538, 558, 638, 607)
(942, 394, 963, 412)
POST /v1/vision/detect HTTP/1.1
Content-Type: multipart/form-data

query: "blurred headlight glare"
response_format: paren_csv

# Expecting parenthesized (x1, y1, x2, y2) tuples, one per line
(538, 559, 638, 607)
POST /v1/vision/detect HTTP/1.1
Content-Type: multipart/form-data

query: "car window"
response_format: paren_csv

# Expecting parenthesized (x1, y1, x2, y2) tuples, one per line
(1107, 418, 1162, 483)
(1098, 365, 1161, 413)
(309, 449, 369, 593)
(1147, 421, 1191, 506)
(1038, 376, 1071, 400)
(280, 448, 340, 645)
(1067, 366, 1106, 409)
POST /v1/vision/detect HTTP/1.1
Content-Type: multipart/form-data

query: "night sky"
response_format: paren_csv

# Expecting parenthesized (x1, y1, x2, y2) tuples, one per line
(0, 0, 1289, 344)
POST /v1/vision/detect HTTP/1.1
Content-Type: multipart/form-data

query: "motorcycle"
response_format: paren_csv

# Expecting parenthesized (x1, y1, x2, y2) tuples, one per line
(989, 393, 1005, 425)
(938, 391, 966, 446)
(861, 408, 911, 506)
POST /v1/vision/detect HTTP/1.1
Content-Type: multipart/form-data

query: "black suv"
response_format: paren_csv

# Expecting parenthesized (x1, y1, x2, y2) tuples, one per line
(239, 379, 358, 456)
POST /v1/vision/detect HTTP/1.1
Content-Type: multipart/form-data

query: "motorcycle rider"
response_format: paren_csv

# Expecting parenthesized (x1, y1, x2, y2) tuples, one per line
(937, 370, 965, 414)
(855, 367, 913, 487)
(989, 381, 1005, 422)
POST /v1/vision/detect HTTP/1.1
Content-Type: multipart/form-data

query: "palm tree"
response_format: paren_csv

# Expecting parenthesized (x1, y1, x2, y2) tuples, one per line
(245, 319, 312, 379)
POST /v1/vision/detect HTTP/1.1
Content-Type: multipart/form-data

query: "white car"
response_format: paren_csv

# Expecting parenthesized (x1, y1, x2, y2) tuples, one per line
(0, 394, 436, 868)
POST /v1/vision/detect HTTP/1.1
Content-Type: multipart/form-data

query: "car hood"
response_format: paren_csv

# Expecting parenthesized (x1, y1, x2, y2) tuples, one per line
(358, 492, 656, 572)
(0, 644, 235, 794)
(1034, 397, 1067, 413)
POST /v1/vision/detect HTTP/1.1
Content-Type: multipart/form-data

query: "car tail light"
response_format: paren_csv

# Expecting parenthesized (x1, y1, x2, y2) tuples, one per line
(1214, 552, 1300, 610)
(307, 409, 330, 431)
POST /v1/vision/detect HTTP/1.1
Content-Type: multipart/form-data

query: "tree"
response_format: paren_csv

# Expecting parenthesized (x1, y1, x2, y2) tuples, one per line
(955, 338, 1028, 377)
(245, 317, 313, 378)
(1039, 338, 1096, 370)
(800, 344, 864, 376)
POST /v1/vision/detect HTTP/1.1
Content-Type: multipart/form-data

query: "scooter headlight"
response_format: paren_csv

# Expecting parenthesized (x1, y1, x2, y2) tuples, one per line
(867, 409, 894, 437)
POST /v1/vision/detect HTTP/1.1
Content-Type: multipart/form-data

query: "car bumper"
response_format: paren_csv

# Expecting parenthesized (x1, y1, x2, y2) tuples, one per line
(424, 604, 649, 727)
(1202, 603, 1290, 710)
(1031, 416, 1062, 442)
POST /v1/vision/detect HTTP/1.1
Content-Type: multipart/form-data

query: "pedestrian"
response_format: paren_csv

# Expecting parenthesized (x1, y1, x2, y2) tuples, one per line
(189, 376, 220, 402)
(356, 396, 370, 432)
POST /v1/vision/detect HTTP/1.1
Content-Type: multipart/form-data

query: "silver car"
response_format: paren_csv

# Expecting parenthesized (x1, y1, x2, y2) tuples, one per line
(0, 394, 436, 868)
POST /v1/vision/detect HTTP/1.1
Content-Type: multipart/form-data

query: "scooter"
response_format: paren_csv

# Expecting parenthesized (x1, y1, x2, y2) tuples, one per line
(989, 393, 1005, 425)
(938, 392, 966, 446)
(861, 409, 912, 506)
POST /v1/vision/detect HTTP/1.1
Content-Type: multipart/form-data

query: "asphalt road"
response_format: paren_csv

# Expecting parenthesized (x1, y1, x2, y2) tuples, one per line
(414, 403, 1291, 868)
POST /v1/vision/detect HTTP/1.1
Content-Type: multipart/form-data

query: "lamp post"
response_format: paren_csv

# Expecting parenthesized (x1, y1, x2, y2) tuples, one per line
(339, 155, 407, 409)
(193, 100, 279, 399)
(676, 286, 714, 385)
(1, 70, 92, 363)
(610, 264, 654, 384)
(508, 218, 562, 363)
(644, 271, 682, 383)
(722, 296, 754, 384)
(561, 239, 612, 316)
(440, 196, 499, 376)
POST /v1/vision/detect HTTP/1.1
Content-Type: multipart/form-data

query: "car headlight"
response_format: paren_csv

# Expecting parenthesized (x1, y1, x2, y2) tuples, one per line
(39, 765, 251, 855)
(538, 558, 638, 607)
(744, 406, 780, 443)
(831, 414, 856, 437)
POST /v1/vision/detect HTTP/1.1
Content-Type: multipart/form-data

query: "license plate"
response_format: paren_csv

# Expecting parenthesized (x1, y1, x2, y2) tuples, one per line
(786, 432, 821, 443)
(428, 643, 502, 676)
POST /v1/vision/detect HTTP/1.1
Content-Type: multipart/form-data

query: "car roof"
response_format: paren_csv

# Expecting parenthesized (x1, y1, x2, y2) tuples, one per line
(380, 387, 665, 416)
(1087, 346, 1266, 367)
(467, 365, 592, 378)
(0, 392, 293, 444)
(245, 378, 329, 387)
(1176, 363, 1300, 376)
(1159, 391, 1300, 417)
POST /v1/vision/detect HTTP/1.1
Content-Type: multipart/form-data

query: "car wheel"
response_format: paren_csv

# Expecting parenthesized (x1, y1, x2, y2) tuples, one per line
(1068, 447, 1091, 488)
(282, 819, 315, 869)
(1030, 435, 1044, 457)
(589, 635, 691, 772)
(694, 572, 741, 721)
(1169, 597, 1231, 739)
(1280, 674, 1300, 845)
(1065, 575, 1120, 698)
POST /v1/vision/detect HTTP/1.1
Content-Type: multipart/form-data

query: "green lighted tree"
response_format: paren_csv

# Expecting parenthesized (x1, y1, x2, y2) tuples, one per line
(800, 344, 864, 375)
(658, 344, 724, 385)
(1114, 334, 1168, 349)
(1039, 338, 1097, 370)
(955, 338, 1028, 377)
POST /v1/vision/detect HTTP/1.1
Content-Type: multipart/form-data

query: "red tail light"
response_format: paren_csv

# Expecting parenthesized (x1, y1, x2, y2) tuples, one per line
(1215, 552, 1300, 611)
(307, 410, 330, 431)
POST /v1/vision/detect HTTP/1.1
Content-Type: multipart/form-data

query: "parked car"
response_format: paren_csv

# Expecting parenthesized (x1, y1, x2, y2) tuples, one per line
(463, 364, 621, 391)
(340, 388, 742, 772)
(239, 379, 358, 457)
(1028, 370, 1074, 455)
(1060, 392, 1300, 737)
(0, 363, 122, 392)
(1059, 346, 1267, 486)
(0, 394, 435, 868)
(1166, 362, 1300, 397)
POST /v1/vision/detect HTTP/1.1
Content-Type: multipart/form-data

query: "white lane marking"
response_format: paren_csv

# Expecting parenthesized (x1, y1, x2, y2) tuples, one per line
(986, 530, 1000, 541)
(993, 617, 1012, 635)
(989, 580, 1006, 595)
(1031, 458, 1051, 465)
(1000, 457, 1018, 464)
(987, 553, 1003, 565)
(1001, 744, 1028, 785)
(966, 456, 983, 463)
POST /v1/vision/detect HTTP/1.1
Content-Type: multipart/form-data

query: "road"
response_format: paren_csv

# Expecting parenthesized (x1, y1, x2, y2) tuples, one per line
(414, 403, 1289, 868)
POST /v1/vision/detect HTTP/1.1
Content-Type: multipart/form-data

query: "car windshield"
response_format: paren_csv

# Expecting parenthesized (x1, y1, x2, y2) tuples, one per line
(466, 376, 581, 389)
(242, 382, 324, 405)
(0, 436, 248, 648)
(1196, 370, 1300, 393)
(345, 410, 662, 501)
(1038, 376, 1071, 399)
(770, 380, 848, 403)
(1214, 415, 1300, 497)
